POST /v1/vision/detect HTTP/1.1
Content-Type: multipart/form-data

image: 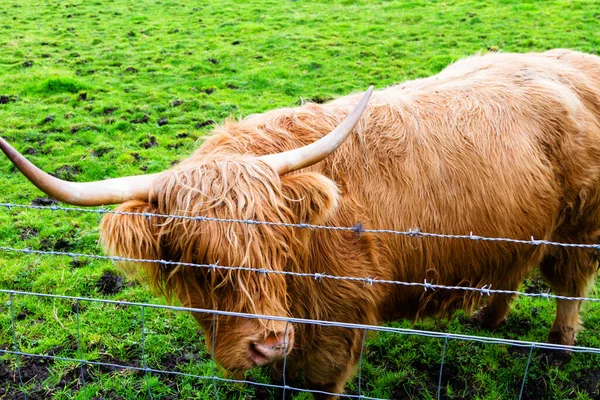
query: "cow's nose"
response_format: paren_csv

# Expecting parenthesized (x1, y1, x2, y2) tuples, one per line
(249, 330, 294, 366)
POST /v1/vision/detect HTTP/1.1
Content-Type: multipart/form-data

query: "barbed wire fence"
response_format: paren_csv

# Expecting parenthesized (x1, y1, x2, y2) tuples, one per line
(1, 202, 600, 399)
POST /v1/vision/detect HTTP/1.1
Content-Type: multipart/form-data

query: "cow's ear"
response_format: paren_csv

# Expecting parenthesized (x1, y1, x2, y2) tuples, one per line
(279, 172, 340, 225)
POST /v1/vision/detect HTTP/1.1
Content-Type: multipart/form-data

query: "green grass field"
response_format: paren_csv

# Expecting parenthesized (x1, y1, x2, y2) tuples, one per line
(1, 0, 600, 398)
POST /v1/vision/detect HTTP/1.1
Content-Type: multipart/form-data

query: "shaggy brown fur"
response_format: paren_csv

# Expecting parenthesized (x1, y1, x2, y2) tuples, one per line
(100, 49, 600, 398)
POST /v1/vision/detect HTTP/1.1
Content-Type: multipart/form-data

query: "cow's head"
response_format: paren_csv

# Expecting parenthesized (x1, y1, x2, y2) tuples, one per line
(0, 87, 372, 370)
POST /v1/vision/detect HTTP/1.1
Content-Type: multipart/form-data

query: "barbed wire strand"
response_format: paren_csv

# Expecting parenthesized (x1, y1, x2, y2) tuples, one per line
(1, 202, 600, 251)
(1, 245, 598, 304)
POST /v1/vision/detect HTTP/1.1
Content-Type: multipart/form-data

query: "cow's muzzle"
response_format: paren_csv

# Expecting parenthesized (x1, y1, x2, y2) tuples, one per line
(248, 328, 295, 366)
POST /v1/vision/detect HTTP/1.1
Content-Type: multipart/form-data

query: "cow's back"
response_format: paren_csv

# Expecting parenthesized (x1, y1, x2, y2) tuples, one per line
(313, 50, 600, 319)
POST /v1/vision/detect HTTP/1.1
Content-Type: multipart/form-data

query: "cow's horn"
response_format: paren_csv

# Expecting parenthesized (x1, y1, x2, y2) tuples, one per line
(259, 86, 373, 175)
(0, 136, 160, 206)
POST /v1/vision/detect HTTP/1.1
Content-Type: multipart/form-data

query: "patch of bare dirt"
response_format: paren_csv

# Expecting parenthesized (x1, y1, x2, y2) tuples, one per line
(0, 357, 52, 400)
(572, 368, 600, 398)
(53, 165, 81, 180)
(131, 115, 149, 124)
(39, 237, 74, 252)
(42, 115, 55, 124)
(91, 146, 113, 157)
(300, 95, 333, 105)
(24, 147, 38, 155)
(96, 271, 124, 295)
(0, 95, 17, 104)
(19, 227, 39, 240)
(194, 120, 215, 129)
(102, 107, 118, 115)
(31, 197, 57, 206)
(70, 258, 90, 269)
(140, 135, 157, 148)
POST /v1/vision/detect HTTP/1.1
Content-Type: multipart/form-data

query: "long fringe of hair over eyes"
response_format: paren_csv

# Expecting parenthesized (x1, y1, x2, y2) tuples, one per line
(100, 155, 312, 321)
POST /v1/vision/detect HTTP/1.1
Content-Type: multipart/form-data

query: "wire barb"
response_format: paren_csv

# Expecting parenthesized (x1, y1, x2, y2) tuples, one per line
(408, 227, 422, 238)
(423, 278, 435, 292)
(0, 245, 599, 303)
(353, 222, 364, 237)
(480, 284, 492, 297)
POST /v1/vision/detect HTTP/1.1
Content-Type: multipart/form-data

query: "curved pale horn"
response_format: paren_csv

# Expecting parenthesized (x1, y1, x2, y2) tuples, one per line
(0, 136, 160, 206)
(259, 86, 374, 175)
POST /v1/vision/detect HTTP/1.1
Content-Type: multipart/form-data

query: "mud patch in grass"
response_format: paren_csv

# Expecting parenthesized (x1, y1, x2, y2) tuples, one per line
(53, 165, 81, 181)
(40, 237, 74, 252)
(31, 197, 57, 206)
(96, 271, 124, 295)
(19, 227, 39, 240)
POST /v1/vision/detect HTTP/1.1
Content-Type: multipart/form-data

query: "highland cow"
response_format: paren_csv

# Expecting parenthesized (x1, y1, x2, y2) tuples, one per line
(2, 49, 600, 398)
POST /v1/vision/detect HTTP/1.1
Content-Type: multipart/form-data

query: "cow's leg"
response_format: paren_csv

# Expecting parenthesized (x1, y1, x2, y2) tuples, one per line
(302, 327, 364, 400)
(471, 266, 530, 330)
(269, 356, 355, 400)
(472, 292, 517, 330)
(471, 257, 534, 330)
(540, 248, 597, 348)
(308, 374, 353, 400)
(306, 354, 358, 400)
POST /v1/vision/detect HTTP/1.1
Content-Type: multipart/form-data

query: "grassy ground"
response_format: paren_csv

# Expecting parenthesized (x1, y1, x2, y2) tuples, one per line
(1, 0, 600, 398)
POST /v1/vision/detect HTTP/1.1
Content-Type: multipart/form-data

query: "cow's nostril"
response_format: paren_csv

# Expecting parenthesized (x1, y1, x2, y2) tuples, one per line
(264, 331, 290, 347)
(249, 330, 294, 366)
(249, 343, 269, 366)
